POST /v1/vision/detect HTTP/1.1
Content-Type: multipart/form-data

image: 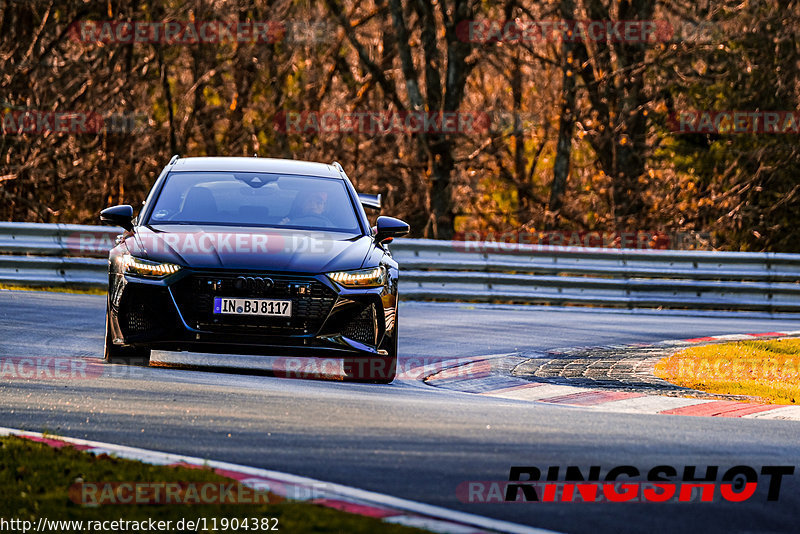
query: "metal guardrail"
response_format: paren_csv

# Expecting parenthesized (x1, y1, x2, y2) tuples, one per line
(1, 223, 799, 312)
(0, 222, 115, 288)
(388, 238, 800, 312)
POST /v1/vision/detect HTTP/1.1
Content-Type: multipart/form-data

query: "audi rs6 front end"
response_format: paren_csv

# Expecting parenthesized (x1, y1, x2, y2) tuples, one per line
(100, 156, 409, 383)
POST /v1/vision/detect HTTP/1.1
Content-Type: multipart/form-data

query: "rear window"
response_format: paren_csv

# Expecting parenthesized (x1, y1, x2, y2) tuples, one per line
(147, 172, 361, 233)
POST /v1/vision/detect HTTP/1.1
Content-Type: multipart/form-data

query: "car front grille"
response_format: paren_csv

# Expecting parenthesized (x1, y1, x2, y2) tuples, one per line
(118, 285, 170, 337)
(171, 273, 337, 336)
(342, 304, 376, 346)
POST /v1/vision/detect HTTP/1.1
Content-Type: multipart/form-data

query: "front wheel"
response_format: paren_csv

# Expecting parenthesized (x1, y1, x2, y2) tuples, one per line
(343, 307, 399, 383)
(343, 327, 398, 383)
(342, 354, 397, 384)
(104, 309, 151, 366)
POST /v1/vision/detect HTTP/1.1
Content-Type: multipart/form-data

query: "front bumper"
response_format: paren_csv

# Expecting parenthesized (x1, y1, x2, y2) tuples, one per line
(107, 269, 397, 356)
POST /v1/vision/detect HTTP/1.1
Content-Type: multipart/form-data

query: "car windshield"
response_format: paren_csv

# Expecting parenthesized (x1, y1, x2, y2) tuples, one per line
(147, 172, 361, 233)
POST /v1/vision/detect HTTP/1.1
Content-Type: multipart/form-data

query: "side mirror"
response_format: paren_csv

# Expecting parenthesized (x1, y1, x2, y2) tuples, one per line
(374, 216, 409, 243)
(100, 204, 134, 232)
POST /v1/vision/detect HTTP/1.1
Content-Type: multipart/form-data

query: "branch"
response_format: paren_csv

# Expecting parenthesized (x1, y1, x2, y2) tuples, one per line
(324, 0, 407, 111)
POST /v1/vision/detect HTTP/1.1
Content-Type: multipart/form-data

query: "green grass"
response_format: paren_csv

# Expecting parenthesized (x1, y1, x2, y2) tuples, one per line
(0, 283, 105, 295)
(655, 338, 800, 404)
(0, 436, 423, 533)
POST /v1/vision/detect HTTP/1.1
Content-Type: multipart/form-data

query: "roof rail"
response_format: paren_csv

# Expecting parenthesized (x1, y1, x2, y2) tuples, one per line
(331, 161, 344, 172)
(169, 154, 180, 165)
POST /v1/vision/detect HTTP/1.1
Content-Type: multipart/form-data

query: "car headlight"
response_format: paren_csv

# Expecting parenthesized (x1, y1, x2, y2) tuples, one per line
(327, 266, 386, 288)
(122, 254, 181, 278)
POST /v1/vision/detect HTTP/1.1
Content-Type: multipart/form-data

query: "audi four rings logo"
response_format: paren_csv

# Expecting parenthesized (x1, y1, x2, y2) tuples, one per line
(233, 276, 274, 293)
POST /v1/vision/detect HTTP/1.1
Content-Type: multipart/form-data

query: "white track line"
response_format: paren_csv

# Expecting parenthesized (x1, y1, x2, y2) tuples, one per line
(740, 405, 800, 420)
(0, 427, 558, 534)
(425, 332, 800, 420)
(482, 384, 587, 401)
(588, 396, 718, 414)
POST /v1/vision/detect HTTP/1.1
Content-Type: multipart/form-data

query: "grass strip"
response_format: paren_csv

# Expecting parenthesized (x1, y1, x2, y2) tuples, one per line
(654, 338, 800, 404)
(0, 435, 423, 533)
(0, 283, 105, 295)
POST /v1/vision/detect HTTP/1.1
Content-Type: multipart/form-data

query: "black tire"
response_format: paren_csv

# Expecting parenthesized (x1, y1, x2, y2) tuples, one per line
(342, 354, 397, 384)
(104, 309, 151, 366)
(373, 354, 397, 384)
(343, 325, 398, 384)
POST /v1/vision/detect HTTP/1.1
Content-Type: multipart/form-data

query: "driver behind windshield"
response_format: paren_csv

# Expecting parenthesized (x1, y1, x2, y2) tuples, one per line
(280, 191, 328, 225)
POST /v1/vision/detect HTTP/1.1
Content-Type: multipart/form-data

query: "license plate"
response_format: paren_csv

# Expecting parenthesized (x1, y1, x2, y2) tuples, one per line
(213, 297, 292, 317)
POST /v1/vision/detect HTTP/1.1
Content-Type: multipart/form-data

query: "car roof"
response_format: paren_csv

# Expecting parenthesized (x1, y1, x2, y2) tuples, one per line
(170, 157, 342, 178)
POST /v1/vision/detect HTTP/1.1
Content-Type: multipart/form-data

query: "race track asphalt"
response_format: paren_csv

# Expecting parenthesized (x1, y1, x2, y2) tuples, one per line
(1, 290, 799, 534)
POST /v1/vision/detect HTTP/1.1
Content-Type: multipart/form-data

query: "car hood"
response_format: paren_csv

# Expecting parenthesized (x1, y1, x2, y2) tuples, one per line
(126, 225, 373, 273)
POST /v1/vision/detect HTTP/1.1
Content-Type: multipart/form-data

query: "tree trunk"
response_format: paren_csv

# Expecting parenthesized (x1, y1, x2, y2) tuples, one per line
(549, 0, 578, 221)
(611, 0, 655, 223)
(429, 138, 455, 239)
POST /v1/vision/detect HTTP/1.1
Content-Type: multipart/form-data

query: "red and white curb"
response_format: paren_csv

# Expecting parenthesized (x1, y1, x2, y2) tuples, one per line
(0, 427, 558, 534)
(423, 331, 800, 421)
